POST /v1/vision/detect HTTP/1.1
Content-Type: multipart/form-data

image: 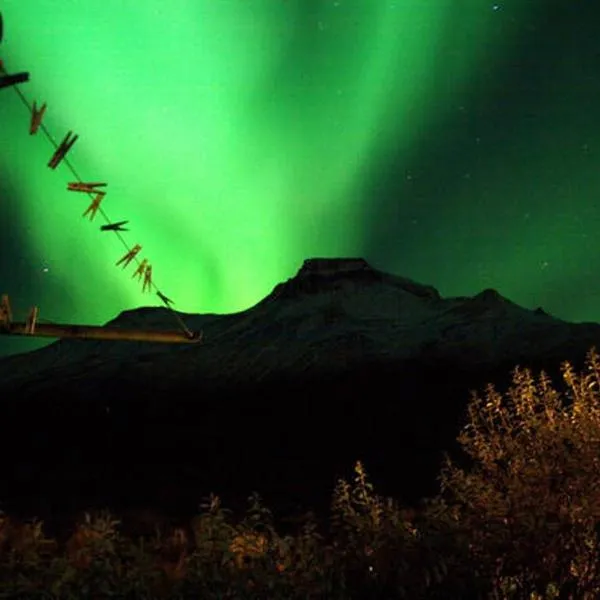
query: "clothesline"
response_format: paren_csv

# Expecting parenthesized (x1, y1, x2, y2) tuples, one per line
(0, 54, 196, 340)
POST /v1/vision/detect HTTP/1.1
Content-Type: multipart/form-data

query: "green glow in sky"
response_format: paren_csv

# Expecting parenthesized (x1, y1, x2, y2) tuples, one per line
(2, 1, 599, 356)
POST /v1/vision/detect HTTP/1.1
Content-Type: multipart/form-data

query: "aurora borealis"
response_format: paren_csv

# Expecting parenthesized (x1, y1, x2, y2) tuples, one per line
(1, 1, 599, 356)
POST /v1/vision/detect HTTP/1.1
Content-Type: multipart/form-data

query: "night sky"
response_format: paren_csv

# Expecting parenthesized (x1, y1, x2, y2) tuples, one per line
(1, 1, 600, 357)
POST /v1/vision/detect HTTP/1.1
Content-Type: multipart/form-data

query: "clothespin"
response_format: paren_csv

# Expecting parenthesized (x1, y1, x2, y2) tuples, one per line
(0, 71, 29, 90)
(0, 294, 12, 328)
(156, 290, 174, 307)
(68, 182, 106, 193)
(29, 101, 47, 135)
(132, 258, 148, 281)
(82, 192, 105, 221)
(116, 244, 142, 268)
(48, 131, 78, 169)
(101, 220, 128, 232)
(25, 306, 39, 335)
(142, 265, 153, 292)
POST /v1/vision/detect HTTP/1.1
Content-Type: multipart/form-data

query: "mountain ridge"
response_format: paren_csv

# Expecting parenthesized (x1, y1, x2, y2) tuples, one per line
(0, 257, 598, 527)
(0, 257, 591, 391)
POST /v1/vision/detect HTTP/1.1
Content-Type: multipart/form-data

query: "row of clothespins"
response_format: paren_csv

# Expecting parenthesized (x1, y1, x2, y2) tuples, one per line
(0, 61, 174, 307)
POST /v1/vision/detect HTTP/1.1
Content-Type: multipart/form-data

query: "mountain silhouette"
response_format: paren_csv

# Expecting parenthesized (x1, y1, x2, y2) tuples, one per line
(0, 257, 598, 531)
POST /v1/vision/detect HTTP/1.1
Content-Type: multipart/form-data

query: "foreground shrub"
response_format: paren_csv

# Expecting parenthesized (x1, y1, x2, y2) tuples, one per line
(330, 461, 473, 598)
(0, 493, 349, 598)
(0, 467, 453, 599)
(5, 348, 600, 597)
(440, 347, 600, 598)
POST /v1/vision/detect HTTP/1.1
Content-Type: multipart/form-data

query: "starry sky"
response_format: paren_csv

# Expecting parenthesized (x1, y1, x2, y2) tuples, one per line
(1, 0, 599, 356)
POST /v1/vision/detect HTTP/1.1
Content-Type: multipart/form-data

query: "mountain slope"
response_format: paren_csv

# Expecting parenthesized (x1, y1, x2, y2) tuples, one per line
(0, 257, 598, 527)
(0, 257, 596, 394)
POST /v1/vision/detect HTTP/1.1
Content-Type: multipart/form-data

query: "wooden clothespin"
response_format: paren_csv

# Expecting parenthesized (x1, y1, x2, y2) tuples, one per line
(67, 182, 106, 193)
(82, 192, 106, 220)
(142, 265, 153, 292)
(48, 131, 78, 169)
(0, 294, 12, 329)
(24, 306, 39, 335)
(116, 244, 142, 268)
(29, 101, 47, 135)
(156, 291, 174, 307)
(132, 258, 148, 281)
(0, 71, 29, 90)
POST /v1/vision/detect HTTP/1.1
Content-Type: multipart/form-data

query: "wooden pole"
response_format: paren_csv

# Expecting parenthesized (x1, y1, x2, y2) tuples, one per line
(1, 321, 202, 344)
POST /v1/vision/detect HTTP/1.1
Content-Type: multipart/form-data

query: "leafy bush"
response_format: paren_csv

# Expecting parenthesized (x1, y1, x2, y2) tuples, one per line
(3, 347, 600, 598)
(440, 346, 600, 598)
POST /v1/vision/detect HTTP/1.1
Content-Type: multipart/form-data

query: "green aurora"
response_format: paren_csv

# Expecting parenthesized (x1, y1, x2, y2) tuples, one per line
(1, 0, 599, 356)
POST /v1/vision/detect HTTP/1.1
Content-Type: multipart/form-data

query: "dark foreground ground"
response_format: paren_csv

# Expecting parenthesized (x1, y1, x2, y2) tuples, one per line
(0, 356, 574, 539)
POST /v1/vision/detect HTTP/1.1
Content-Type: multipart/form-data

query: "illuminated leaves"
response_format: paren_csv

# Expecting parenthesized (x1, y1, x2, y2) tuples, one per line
(441, 346, 600, 597)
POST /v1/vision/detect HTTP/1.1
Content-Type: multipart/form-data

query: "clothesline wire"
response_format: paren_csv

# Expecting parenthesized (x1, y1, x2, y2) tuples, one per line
(1, 61, 195, 338)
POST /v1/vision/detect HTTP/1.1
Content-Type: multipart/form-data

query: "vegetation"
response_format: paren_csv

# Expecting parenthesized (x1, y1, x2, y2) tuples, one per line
(3, 348, 600, 598)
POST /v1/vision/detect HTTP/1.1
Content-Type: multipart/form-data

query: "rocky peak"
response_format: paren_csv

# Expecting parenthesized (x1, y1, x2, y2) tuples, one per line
(298, 257, 373, 276)
(261, 257, 440, 304)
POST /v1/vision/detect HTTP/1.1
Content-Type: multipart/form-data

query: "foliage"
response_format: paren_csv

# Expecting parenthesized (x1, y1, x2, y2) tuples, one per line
(440, 346, 600, 598)
(3, 347, 600, 597)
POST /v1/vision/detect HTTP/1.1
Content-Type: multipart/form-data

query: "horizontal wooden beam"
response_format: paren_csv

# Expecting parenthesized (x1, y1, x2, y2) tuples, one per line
(0, 322, 202, 344)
